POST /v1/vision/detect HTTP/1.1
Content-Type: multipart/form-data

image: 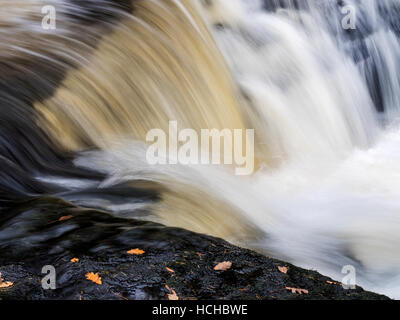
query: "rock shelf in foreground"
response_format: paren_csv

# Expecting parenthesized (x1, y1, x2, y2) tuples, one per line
(0, 197, 390, 300)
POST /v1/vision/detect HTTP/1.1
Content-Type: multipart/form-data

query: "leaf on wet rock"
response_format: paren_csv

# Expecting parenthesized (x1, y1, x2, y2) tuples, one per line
(326, 280, 341, 285)
(59, 215, 74, 222)
(127, 248, 145, 255)
(85, 272, 102, 285)
(278, 266, 289, 274)
(0, 272, 13, 288)
(166, 267, 175, 273)
(286, 287, 309, 295)
(70, 258, 79, 263)
(0, 281, 14, 288)
(165, 285, 179, 300)
(214, 261, 232, 271)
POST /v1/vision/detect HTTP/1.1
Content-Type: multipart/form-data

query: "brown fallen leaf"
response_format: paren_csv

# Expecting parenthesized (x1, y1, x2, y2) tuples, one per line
(59, 215, 73, 222)
(0, 281, 13, 288)
(326, 280, 341, 285)
(165, 285, 179, 300)
(239, 288, 249, 292)
(85, 272, 102, 285)
(127, 248, 145, 255)
(286, 287, 309, 295)
(214, 261, 232, 271)
(168, 291, 179, 300)
(70, 258, 79, 263)
(278, 266, 289, 274)
(0, 272, 13, 288)
(166, 267, 175, 273)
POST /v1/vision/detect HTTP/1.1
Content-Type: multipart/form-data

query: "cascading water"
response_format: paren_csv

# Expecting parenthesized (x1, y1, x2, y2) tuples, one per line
(198, 0, 400, 297)
(1, 0, 400, 298)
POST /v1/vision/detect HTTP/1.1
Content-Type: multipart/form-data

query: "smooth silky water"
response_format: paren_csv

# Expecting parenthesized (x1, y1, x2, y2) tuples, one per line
(1, 0, 400, 298)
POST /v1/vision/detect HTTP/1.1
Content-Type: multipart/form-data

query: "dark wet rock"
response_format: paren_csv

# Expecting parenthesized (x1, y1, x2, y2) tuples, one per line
(0, 197, 390, 300)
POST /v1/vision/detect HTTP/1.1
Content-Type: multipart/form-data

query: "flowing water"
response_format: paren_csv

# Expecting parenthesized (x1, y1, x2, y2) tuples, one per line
(1, 0, 400, 298)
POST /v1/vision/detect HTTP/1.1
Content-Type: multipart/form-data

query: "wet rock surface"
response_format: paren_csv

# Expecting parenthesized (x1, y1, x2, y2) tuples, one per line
(0, 197, 390, 300)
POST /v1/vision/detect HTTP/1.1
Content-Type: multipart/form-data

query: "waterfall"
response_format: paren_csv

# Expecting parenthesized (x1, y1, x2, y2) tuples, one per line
(197, 0, 400, 297)
(35, 0, 246, 151)
(1, 0, 400, 298)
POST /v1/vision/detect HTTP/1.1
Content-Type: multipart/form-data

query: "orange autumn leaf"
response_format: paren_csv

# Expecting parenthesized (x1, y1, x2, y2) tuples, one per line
(165, 285, 179, 300)
(168, 292, 179, 300)
(166, 267, 175, 273)
(70, 258, 79, 263)
(278, 266, 289, 274)
(0, 281, 13, 288)
(286, 287, 309, 295)
(59, 215, 73, 222)
(127, 248, 145, 255)
(85, 272, 102, 285)
(214, 261, 232, 271)
(327, 280, 341, 285)
(0, 273, 13, 288)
